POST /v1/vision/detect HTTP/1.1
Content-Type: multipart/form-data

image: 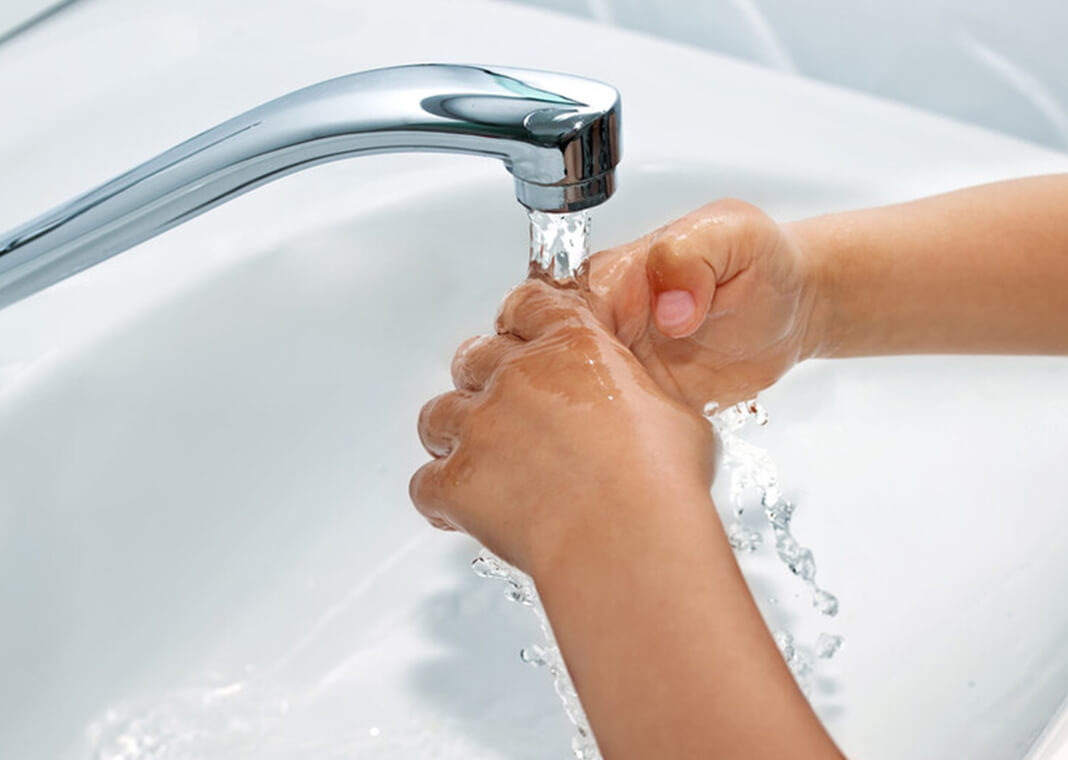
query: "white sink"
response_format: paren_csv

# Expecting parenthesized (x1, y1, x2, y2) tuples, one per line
(1, 1, 1067, 758)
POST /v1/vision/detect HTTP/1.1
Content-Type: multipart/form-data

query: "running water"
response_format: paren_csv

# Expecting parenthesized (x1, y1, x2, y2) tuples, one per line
(709, 399, 842, 693)
(475, 402, 843, 759)
(472, 553, 599, 760)
(471, 214, 844, 757)
(528, 209, 592, 281)
(84, 212, 841, 760)
(712, 401, 840, 612)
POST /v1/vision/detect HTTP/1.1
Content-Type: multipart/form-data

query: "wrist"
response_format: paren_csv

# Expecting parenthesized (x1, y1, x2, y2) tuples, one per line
(526, 483, 720, 592)
(786, 213, 853, 360)
(523, 485, 844, 760)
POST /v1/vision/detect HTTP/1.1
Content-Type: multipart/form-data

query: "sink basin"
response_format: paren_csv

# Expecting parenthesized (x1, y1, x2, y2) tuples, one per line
(1, 1, 1067, 758)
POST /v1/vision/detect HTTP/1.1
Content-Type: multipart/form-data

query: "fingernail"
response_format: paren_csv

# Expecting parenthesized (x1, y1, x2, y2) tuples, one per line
(655, 290, 697, 333)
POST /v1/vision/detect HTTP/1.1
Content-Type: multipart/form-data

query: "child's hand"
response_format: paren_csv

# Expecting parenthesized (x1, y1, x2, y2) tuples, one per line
(585, 200, 826, 409)
(410, 279, 716, 575)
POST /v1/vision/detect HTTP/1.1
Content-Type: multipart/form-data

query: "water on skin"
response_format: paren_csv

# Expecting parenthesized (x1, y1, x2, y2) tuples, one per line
(84, 211, 840, 759)
(479, 400, 844, 759)
(476, 215, 843, 756)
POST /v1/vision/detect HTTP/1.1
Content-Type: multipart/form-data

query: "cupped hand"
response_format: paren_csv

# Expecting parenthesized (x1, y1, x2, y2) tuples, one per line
(584, 199, 827, 409)
(410, 279, 717, 575)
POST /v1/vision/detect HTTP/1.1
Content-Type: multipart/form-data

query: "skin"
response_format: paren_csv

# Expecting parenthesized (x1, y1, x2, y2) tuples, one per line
(410, 173, 1068, 758)
(411, 280, 843, 759)
(585, 174, 1068, 406)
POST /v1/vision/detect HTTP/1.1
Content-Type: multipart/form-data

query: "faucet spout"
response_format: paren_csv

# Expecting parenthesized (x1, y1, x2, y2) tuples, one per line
(0, 64, 621, 310)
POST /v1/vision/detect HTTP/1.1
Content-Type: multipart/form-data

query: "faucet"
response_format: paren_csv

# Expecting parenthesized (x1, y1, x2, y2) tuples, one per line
(0, 64, 621, 310)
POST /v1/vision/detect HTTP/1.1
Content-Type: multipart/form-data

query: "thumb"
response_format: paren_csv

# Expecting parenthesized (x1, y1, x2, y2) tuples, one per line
(647, 229, 718, 338)
(647, 199, 763, 338)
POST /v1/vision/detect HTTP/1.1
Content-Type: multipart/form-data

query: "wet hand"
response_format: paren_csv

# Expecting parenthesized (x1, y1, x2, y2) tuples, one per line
(584, 200, 826, 409)
(410, 279, 717, 576)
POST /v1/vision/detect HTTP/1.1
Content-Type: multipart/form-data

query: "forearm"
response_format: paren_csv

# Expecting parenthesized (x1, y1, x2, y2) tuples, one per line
(531, 485, 844, 760)
(793, 174, 1068, 358)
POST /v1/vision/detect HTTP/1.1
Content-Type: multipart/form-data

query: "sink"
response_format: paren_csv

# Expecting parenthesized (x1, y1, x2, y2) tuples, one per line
(1, 0, 1067, 758)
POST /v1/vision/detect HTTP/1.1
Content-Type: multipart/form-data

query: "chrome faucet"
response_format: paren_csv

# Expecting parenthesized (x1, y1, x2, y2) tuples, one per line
(0, 64, 621, 310)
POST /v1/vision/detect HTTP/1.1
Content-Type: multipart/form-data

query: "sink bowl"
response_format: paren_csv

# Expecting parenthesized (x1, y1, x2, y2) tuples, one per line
(2, 160, 1067, 760)
(1, 0, 1067, 758)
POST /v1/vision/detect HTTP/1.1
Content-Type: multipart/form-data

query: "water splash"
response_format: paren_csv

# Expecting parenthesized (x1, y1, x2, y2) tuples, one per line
(528, 210, 591, 282)
(474, 399, 842, 755)
(83, 397, 840, 760)
(86, 681, 504, 760)
(472, 553, 599, 760)
(772, 629, 814, 686)
(85, 675, 291, 760)
(816, 633, 844, 659)
(710, 400, 840, 617)
(84, 201, 838, 760)
(709, 399, 842, 692)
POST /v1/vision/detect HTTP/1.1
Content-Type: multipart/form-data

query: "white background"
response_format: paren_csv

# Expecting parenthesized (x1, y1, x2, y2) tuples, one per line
(511, 0, 1068, 151)
(5, 1, 1067, 150)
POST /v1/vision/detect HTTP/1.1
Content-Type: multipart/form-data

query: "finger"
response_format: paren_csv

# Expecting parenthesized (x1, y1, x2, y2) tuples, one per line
(426, 514, 459, 532)
(584, 238, 652, 347)
(496, 279, 585, 340)
(646, 199, 768, 338)
(451, 334, 522, 391)
(417, 391, 474, 457)
(409, 459, 458, 531)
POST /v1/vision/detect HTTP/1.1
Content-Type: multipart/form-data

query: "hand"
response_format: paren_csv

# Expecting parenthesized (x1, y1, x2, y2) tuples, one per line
(584, 199, 826, 409)
(410, 278, 717, 575)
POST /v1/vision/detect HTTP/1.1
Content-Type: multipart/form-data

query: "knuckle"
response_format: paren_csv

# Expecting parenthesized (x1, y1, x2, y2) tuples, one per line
(410, 460, 456, 517)
(417, 393, 445, 433)
(418, 391, 466, 443)
(712, 198, 772, 241)
(426, 515, 456, 532)
(498, 280, 538, 314)
(451, 335, 489, 382)
(496, 279, 558, 331)
(702, 197, 762, 220)
(408, 465, 432, 509)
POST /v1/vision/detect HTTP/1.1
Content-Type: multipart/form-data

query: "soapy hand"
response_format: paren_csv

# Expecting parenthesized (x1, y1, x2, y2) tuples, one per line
(584, 199, 824, 409)
(410, 278, 716, 575)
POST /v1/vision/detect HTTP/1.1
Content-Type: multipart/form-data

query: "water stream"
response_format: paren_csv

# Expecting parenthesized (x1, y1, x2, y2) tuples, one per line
(477, 399, 843, 760)
(528, 209, 592, 281)
(84, 210, 841, 760)
(475, 212, 844, 757)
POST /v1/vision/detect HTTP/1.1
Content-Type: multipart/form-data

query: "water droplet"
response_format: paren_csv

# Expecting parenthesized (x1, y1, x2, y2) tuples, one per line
(727, 521, 762, 552)
(572, 732, 601, 759)
(520, 645, 549, 668)
(505, 580, 534, 606)
(473, 549, 597, 757)
(763, 498, 794, 530)
(815, 633, 844, 659)
(471, 554, 505, 579)
(812, 588, 839, 617)
(710, 398, 841, 700)
(776, 537, 815, 581)
(762, 483, 783, 506)
(746, 399, 770, 425)
(773, 629, 795, 659)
